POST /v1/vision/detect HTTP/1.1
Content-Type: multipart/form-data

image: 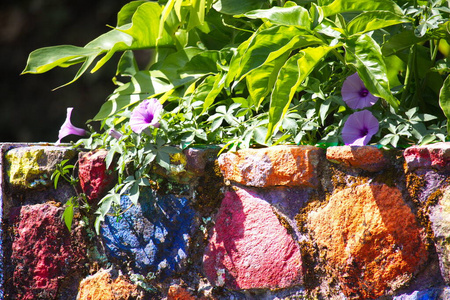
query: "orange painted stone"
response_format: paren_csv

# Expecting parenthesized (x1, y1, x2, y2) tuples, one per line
(218, 145, 322, 188)
(77, 269, 142, 300)
(168, 284, 196, 300)
(326, 146, 390, 172)
(307, 183, 427, 299)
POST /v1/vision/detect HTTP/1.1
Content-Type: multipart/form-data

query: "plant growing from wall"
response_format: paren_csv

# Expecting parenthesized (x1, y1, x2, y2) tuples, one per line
(24, 0, 450, 231)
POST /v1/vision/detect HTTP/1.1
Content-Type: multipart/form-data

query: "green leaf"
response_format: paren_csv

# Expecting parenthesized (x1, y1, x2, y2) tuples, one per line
(244, 5, 311, 27)
(23, 2, 176, 87)
(345, 34, 399, 110)
(382, 30, 428, 56)
(246, 51, 291, 108)
(62, 198, 74, 232)
(213, 0, 266, 15)
(439, 74, 450, 136)
(321, 0, 403, 17)
(347, 11, 410, 36)
(229, 25, 322, 83)
(267, 45, 334, 141)
(117, 50, 139, 76)
(95, 192, 121, 234)
(117, 1, 148, 27)
(22, 46, 102, 74)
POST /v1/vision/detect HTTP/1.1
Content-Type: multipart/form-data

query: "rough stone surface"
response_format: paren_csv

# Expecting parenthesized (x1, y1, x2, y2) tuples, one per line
(326, 145, 390, 172)
(77, 268, 143, 300)
(429, 187, 450, 284)
(5, 146, 76, 189)
(183, 146, 220, 176)
(8, 203, 87, 300)
(218, 145, 322, 188)
(153, 147, 220, 183)
(307, 183, 427, 299)
(167, 284, 196, 300)
(203, 187, 302, 290)
(101, 188, 195, 277)
(78, 149, 116, 203)
(393, 287, 450, 299)
(404, 142, 450, 171)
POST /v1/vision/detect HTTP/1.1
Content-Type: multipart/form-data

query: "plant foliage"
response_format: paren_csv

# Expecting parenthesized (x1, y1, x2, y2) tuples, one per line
(27, 0, 450, 230)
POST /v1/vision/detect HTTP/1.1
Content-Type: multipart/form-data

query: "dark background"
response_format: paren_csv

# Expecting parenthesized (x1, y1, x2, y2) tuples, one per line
(1, 0, 127, 142)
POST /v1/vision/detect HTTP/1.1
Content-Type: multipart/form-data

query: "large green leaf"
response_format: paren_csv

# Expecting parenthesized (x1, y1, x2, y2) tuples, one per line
(244, 5, 311, 27)
(246, 52, 291, 108)
(381, 30, 428, 56)
(347, 11, 409, 36)
(213, 0, 267, 15)
(22, 46, 102, 74)
(23, 2, 176, 87)
(228, 25, 322, 84)
(117, 1, 148, 27)
(345, 34, 399, 109)
(266, 45, 335, 141)
(322, 0, 403, 17)
(439, 74, 450, 135)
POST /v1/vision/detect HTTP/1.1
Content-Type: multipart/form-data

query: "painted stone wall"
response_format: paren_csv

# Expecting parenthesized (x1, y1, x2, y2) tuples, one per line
(1, 143, 450, 299)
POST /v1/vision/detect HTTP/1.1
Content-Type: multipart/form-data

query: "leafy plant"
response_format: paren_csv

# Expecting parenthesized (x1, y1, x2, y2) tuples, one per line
(51, 159, 91, 231)
(26, 0, 450, 230)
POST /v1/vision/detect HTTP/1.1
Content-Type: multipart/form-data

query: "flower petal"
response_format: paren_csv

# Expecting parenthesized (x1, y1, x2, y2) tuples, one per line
(342, 110, 379, 146)
(56, 107, 87, 144)
(342, 73, 378, 109)
(130, 98, 163, 134)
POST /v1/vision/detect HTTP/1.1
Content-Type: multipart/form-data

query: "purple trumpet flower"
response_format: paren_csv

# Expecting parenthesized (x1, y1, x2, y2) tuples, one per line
(129, 98, 163, 134)
(108, 129, 123, 140)
(56, 107, 87, 144)
(341, 73, 378, 109)
(342, 110, 379, 146)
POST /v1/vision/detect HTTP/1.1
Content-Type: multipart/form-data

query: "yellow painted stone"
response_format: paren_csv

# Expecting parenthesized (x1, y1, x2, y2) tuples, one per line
(6, 146, 75, 189)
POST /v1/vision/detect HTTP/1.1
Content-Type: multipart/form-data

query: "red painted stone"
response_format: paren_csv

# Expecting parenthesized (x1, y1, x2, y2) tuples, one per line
(9, 203, 87, 300)
(203, 187, 302, 290)
(404, 142, 450, 171)
(78, 149, 116, 203)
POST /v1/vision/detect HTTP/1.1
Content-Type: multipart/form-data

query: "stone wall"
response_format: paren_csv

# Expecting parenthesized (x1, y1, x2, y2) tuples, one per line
(1, 143, 450, 299)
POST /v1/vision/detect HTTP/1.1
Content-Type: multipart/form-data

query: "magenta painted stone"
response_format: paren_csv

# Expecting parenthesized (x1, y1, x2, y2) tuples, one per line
(404, 142, 450, 171)
(78, 149, 116, 203)
(203, 187, 302, 290)
(8, 203, 86, 299)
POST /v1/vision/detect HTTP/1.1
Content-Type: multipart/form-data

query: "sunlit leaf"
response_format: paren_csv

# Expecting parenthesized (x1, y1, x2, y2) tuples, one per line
(439, 74, 450, 135)
(345, 34, 399, 110)
(267, 45, 335, 141)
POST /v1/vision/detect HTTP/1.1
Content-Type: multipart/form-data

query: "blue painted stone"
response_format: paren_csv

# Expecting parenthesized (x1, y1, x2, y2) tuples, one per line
(101, 188, 195, 277)
(393, 287, 450, 300)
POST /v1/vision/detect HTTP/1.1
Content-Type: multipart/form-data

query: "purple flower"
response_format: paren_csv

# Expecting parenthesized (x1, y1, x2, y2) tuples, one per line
(108, 129, 123, 140)
(129, 98, 163, 134)
(341, 73, 378, 109)
(342, 110, 379, 146)
(56, 107, 87, 144)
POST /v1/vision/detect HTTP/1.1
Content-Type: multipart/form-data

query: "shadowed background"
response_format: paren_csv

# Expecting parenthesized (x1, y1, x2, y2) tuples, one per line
(1, 0, 126, 142)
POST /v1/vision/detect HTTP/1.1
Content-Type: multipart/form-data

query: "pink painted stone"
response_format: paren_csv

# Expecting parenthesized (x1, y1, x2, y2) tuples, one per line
(9, 203, 87, 300)
(203, 187, 302, 290)
(404, 142, 450, 171)
(78, 149, 116, 203)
